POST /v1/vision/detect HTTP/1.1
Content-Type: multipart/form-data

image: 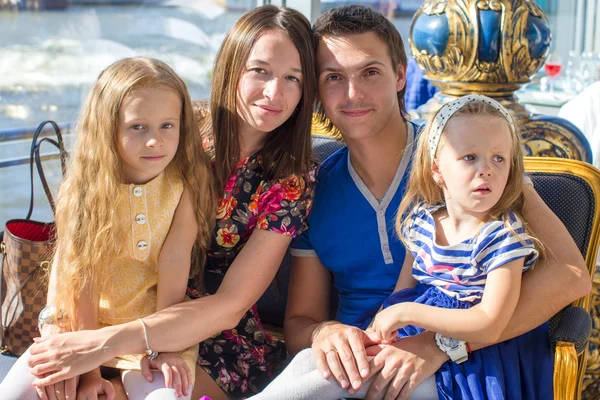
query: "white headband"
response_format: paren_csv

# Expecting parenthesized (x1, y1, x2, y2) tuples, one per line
(428, 94, 515, 163)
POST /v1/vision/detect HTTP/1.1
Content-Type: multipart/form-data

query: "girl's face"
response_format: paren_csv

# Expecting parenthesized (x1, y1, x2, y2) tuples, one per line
(117, 85, 181, 184)
(432, 114, 512, 217)
(236, 29, 303, 140)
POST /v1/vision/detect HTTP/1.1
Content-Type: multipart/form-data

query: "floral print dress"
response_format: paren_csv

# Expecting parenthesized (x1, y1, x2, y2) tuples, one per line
(187, 151, 316, 398)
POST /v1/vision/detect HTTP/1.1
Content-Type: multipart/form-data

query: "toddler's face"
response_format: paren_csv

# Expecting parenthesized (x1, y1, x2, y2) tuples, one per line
(432, 114, 512, 217)
(117, 85, 181, 184)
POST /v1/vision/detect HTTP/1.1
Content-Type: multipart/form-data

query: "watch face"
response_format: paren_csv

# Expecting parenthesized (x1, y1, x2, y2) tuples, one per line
(437, 333, 462, 351)
(440, 335, 458, 348)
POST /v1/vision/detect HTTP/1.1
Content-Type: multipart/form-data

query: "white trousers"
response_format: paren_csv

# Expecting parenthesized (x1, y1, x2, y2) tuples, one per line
(248, 348, 438, 400)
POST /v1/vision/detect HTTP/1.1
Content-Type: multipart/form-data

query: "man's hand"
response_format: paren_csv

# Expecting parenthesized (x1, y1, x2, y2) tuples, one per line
(140, 353, 192, 397)
(311, 321, 380, 394)
(76, 369, 115, 400)
(365, 331, 447, 400)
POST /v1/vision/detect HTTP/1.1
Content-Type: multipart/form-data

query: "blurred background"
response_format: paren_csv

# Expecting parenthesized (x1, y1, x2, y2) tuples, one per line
(0, 0, 599, 226)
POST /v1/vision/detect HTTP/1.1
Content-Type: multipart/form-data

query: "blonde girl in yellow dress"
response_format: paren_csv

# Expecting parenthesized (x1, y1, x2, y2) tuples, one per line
(0, 57, 215, 400)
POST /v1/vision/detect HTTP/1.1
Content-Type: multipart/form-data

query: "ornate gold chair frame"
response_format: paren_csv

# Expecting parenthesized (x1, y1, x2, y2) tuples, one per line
(525, 157, 600, 400)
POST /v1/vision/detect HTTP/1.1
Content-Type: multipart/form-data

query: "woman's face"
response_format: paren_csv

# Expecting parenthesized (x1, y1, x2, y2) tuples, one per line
(236, 29, 303, 139)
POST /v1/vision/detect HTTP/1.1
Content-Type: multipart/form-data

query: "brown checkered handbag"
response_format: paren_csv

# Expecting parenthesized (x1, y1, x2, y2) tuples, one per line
(0, 121, 67, 355)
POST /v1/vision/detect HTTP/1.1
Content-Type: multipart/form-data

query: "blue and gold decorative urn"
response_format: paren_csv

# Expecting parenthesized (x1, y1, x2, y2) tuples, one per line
(409, 0, 592, 162)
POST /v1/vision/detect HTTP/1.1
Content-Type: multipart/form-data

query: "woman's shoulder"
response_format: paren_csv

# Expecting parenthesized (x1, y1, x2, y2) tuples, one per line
(264, 163, 318, 198)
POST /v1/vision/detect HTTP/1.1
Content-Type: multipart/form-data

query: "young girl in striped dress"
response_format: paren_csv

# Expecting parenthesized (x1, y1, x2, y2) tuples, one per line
(369, 94, 552, 399)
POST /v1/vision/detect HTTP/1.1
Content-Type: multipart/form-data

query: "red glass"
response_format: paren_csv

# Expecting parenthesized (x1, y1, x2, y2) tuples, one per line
(545, 62, 562, 78)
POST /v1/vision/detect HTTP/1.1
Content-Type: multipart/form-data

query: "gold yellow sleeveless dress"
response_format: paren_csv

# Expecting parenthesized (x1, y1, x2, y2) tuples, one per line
(98, 165, 198, 378)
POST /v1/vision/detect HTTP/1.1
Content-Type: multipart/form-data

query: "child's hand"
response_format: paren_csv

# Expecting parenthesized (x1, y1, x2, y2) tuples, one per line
(77, 369, 115, 400)
(370, 304, 408, 343)
(140, 352, 192, 398)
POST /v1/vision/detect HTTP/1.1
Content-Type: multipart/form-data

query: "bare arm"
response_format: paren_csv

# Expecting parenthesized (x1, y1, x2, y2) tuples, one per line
(43, 253, 67, 337)
(92, 229, 291, 355)
(470, 185, 591, 349)
(392, 252, 418, 293)
(156, 188, 198, 311)
(28, 228, 294, 385)
(283, 255, 332, 355)
(372, 259, 524, 343)
(285, 255, 376, 393)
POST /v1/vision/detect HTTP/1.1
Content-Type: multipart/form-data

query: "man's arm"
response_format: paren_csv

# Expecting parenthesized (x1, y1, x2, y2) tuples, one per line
(283, 255, 332, 355)
(472, 185, 591, 348)
(285, 255, 374, 394)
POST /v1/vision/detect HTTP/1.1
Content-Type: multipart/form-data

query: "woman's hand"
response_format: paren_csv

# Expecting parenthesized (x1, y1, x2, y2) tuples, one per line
(140, 353, 192, 398)
(77, 369, 115, 400)
(28, 329, 112, 386)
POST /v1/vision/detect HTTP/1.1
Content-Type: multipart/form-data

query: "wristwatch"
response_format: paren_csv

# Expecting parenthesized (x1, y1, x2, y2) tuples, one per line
(435, 332, 468, 364)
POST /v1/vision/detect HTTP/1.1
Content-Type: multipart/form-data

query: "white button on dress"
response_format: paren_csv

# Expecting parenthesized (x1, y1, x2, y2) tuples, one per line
(135, 214, 147, 225)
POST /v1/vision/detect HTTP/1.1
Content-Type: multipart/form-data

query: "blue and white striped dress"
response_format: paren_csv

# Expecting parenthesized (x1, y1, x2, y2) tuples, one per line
(382, 202, 553, 400)
(406, 202, 538, 303)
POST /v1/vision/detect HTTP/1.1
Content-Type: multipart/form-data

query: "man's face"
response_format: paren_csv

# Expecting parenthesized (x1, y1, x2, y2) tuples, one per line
(316, 32, 406, 140)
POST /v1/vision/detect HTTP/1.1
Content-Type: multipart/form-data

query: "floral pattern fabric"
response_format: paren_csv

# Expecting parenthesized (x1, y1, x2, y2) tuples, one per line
(189, 151, 316, 398)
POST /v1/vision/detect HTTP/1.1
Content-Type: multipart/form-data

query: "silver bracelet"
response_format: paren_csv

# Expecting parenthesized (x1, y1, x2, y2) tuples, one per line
(137, 318, 159, 360)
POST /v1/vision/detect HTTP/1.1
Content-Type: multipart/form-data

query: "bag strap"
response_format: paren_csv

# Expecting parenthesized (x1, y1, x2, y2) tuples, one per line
(34, 137, 65, 215)
(27, 121, 68, 220)
(1, 263, 45, 332)
(0, 244, 6, 344)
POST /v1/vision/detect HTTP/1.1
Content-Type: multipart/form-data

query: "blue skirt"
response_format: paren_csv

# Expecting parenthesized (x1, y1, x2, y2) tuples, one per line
(382, 284, 554, 400)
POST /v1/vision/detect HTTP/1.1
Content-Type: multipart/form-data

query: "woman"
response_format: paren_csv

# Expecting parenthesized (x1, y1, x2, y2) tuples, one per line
(25, 5, 317, 400)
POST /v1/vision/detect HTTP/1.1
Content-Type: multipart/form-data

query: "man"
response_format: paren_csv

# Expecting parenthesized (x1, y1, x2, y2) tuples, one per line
(285, 5, 591, 399)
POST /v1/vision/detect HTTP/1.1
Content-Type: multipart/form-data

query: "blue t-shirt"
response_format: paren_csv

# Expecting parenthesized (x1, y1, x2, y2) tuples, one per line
(290, 122, 419, 327)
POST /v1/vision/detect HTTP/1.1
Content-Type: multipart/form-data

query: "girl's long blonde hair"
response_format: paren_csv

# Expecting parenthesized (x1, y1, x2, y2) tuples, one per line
(397, 101, 543, 257)
(51, 57, 215, 329)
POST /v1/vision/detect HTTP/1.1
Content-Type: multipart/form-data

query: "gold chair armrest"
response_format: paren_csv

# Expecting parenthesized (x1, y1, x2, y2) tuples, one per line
(554, 341, 581, 400)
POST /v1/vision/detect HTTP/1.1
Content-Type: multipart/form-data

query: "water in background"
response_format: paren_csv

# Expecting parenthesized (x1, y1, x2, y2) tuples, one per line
(0, 2, 253, 226)
(0, 1, 414, 227)
(0, 3, 252, 130)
